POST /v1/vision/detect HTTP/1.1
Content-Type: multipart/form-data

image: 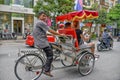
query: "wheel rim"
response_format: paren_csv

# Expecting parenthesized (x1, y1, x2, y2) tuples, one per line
(60, 54, 73, 66)
(53, 49, 61, 60)
(14, 54, 43, 80)
(78, 53, 95, 76)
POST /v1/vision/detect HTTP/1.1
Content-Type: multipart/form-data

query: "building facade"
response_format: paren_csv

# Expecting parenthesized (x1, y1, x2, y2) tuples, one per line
(83, 0, 95, 8)
(118, 0, 120, 3)
(82, 0, 118, 37)
(96, 0, 117, 12)
(0, 0, 34, 35)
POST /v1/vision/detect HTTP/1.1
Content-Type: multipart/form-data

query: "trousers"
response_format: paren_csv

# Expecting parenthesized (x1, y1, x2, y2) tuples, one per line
(43, 46, 53, 72)
(103, 38, 110, 48)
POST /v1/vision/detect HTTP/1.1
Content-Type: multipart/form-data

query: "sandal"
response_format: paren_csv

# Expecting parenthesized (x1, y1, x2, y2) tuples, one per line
(44, 72, 53, 77)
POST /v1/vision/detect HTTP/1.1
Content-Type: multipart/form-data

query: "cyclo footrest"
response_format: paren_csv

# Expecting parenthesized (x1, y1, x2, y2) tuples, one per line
(18, 49, 39, 57)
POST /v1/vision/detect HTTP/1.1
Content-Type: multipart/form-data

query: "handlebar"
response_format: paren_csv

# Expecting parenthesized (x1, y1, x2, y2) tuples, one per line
(56, 35, 73, 40)
(52, 35, 75, 44)
(47, 34, 76, 44)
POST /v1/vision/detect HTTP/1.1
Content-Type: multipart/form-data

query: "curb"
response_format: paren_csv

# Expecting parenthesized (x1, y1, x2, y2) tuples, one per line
(0, 39, 25, 43)
(14, 39, 25, 42)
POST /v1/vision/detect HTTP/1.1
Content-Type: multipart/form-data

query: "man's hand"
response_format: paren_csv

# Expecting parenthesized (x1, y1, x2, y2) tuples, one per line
(59, 34, 66, 37)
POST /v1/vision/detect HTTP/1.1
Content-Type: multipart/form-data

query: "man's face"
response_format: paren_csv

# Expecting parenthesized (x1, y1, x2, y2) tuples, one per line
(39, 13, 47, 22)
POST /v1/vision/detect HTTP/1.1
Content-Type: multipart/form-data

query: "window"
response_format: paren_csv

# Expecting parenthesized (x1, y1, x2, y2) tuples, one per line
(100, 0, 105, 5)
(24, 0, 34, 8)
(118, 0, 120, 3)
(0, 0, 33, 7)
(12, 13, 24, 17)
(11, 0, 33, 8)
(105, 0, 108, 2)
(4, 0, 11, 5)
(110, 2, 113, 7)
(12, 0, 24, 5)
(24, 14, 34, 32)
(83, 0, 91, 6)
(0, 12, 11, 33)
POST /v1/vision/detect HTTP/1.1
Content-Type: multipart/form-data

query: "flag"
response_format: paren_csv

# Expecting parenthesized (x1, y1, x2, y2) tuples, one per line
(74, 0, 83, 11)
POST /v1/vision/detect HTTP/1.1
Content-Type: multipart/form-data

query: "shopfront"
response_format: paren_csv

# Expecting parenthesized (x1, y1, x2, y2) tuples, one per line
(0, 12, 11, 33)
(0, 0, 34, 35)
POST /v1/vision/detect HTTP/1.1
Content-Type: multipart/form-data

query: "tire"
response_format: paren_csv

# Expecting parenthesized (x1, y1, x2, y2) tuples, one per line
(117, 38, 120, 42)
(50, 43, 62, 60)
(78, 52, 95, 76)
(14, 53, 44, 80)
(60, 53, 74, 66)
(97, 44, 102, 51)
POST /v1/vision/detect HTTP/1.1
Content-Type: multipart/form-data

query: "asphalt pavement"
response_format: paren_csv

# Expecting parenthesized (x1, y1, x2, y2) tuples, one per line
(0, 39, 120, 80)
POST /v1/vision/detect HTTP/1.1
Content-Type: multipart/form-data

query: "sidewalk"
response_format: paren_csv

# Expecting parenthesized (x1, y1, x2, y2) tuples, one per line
(0, 35, 25, 43)
(15, 39, 25, 43)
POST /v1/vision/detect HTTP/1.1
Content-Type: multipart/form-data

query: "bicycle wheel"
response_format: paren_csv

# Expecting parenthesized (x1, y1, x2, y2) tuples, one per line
(78, 52, 95, 76)
(14, 53, 44, 80)
(53, 48, 61, 60)
(60, 53, 74, 66)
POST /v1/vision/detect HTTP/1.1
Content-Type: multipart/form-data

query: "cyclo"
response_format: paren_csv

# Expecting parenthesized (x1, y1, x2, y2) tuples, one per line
(14, 10, 98, 80)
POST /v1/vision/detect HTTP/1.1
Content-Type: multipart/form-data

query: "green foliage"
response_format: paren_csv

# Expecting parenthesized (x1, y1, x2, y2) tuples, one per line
(107, 4, 120, 28)
(0, 0, 4, 4)
(107, 4, 120, 21)
(96, 8, 107, 24)
(91, 3, 99, 10)
(91, 33, 97, 40)
(33, 0, 74, 18)
(83, 3, 107, 24)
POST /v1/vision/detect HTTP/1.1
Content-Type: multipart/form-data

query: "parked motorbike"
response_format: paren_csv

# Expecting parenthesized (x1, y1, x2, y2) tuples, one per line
(12, 32, 17, 40)
(97, 37, 113, 51)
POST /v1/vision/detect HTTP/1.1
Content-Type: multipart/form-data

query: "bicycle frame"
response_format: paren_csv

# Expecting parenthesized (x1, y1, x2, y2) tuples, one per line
(15, 35, 95, 80)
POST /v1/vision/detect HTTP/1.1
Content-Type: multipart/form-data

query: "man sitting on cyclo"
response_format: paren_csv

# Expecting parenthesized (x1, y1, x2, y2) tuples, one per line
(62, 21, 99, 59)
(33, 11, 64, 77)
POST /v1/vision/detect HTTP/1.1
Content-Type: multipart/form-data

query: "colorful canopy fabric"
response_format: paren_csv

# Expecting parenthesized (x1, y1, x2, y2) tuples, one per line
(56, 10, 99, 22)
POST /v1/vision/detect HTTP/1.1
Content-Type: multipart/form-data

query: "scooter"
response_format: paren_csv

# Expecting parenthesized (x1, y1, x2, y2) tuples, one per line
(97, 37, 113, 51)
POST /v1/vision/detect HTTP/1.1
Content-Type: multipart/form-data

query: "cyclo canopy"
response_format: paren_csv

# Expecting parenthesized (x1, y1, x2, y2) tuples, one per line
(56, 10, 99, 48)
(56, 10, 99, 22)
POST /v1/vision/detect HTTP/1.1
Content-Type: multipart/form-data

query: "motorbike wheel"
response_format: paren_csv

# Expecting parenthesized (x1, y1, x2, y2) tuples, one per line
(117, 38, 120, 41)
(97, 44, 102, 51)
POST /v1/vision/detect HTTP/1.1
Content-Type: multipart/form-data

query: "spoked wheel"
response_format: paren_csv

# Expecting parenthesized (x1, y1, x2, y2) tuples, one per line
(51, 43, 62, 60)
(14, 54, 44, 80)
(97, 44, 102, 51)
(78, 52, 95, 76)
(53, 49, 61, 60)
(60, 53, 74, 66)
